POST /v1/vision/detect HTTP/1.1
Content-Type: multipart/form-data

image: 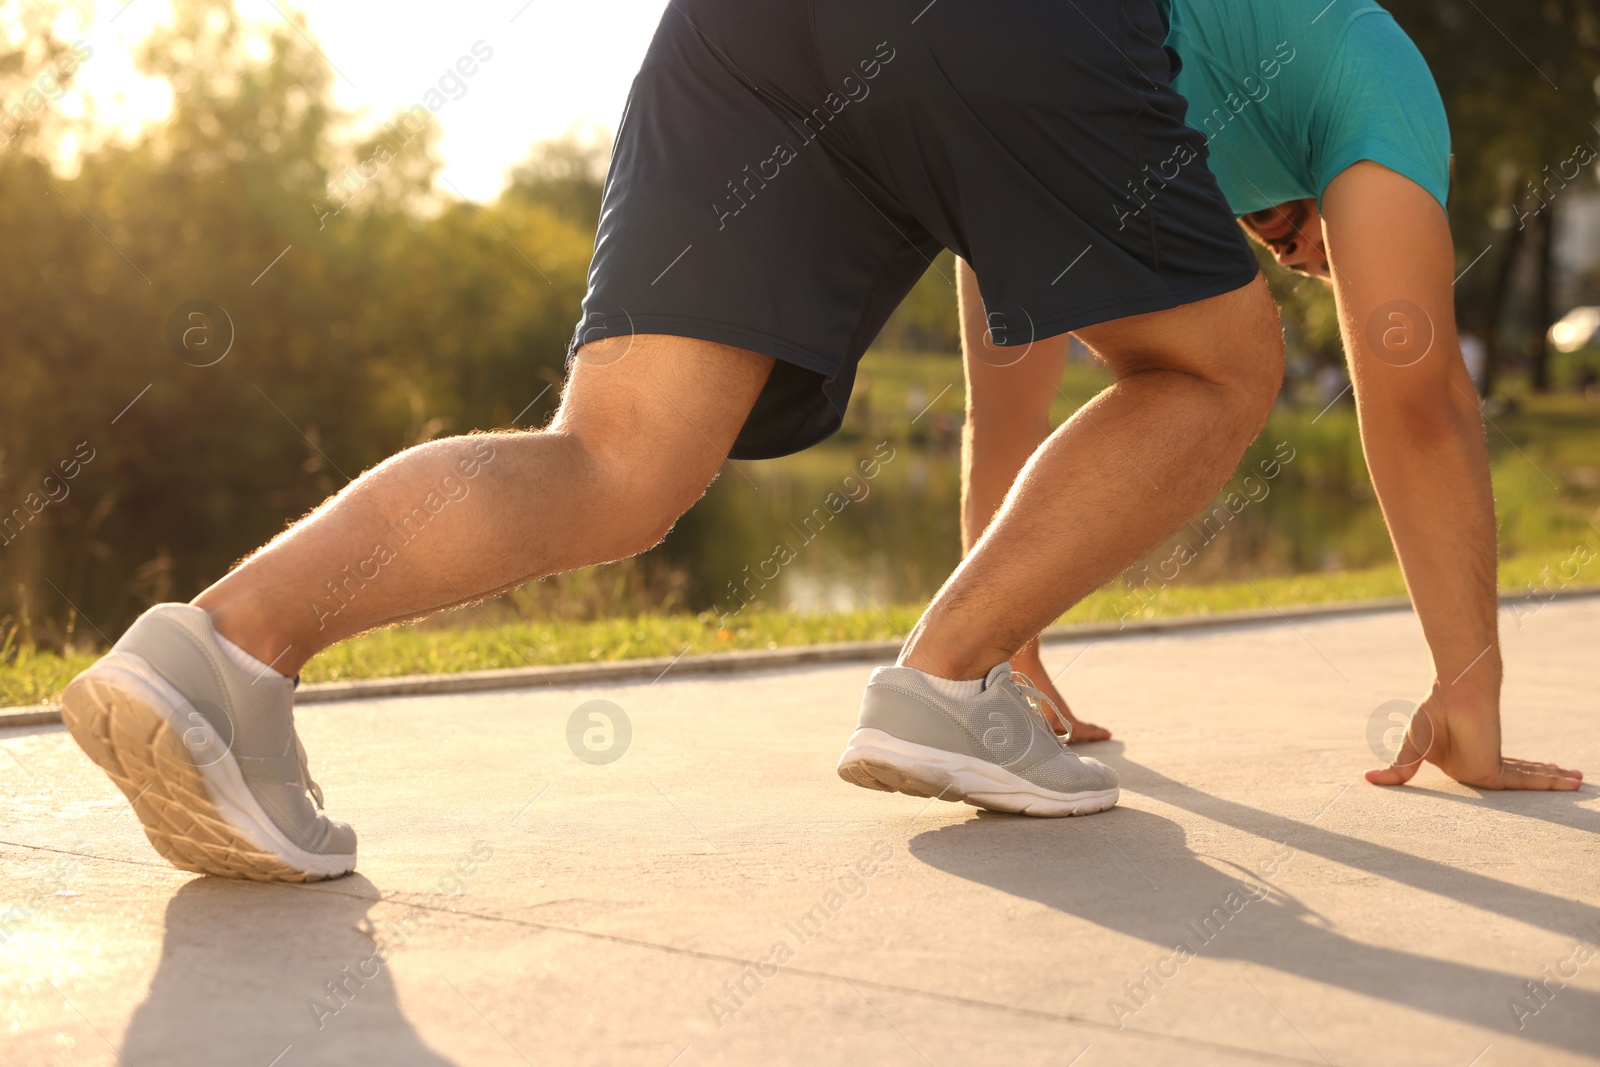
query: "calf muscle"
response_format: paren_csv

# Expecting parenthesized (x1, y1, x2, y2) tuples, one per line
(195, 336, 773, 674)
(904, 278, 1283, 678)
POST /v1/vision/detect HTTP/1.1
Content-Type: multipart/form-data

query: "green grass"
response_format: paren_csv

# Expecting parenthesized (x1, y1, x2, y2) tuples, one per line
(9, 371, 1599, 710)
(6, 547, 1594, 709)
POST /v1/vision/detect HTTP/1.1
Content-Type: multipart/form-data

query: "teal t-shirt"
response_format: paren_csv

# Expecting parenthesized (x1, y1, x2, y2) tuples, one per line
(1156, 0, 1451, 215)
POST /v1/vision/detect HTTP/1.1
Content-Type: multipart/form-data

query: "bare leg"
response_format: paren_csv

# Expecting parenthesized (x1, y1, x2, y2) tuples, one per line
(903, 277, 1284, 679)
(193, 336, 774, 675)
(957, 262, 1110, 739)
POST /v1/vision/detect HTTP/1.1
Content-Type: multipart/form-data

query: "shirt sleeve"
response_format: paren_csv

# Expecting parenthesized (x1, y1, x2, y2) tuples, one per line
(1306, 11, 1451, 212)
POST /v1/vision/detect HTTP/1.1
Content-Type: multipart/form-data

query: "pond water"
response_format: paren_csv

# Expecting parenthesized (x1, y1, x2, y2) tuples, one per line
(636, 426, 1402, 620)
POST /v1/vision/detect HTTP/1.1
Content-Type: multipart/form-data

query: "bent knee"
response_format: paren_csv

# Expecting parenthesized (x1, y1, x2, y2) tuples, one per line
(564, 424, 723, 557)
(1084, 277, 1285, 424)
(1183, 278, 1285, 438)
(1222, 337, 1285, 439)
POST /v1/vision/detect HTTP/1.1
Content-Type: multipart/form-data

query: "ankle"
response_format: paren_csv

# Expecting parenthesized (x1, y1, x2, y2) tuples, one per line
(910, 672, 986, 699)
(190, 595, 306, 677)
(898, 645, 1005, 684)
(213, 629, 292, 681)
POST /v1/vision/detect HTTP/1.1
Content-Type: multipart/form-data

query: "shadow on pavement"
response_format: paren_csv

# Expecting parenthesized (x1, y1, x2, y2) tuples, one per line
(1089, 748, 1600, 938)
(909, 761, 1600, 1058)
(122, 874, 458, 1066)
(1393, 781, 1599, 835)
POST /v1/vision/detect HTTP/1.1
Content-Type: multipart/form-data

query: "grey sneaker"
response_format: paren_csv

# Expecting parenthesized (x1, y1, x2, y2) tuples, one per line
(837, 662, 1119, 817)
(61, 603, 356, 881)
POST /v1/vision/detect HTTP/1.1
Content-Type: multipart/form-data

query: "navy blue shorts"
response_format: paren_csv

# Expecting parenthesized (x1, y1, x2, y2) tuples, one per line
(572, 0, 1258, 459)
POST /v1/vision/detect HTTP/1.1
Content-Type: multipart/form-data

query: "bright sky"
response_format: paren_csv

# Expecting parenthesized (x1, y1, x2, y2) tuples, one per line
(54, 0, 668, 200)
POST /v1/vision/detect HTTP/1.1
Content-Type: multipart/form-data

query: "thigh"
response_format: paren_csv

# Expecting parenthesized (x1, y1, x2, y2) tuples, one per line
(554, 334, 775, 493)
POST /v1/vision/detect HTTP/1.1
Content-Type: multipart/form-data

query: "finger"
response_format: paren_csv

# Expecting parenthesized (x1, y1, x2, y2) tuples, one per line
(1068, 720, 1113, 742)
(1497, 760, 1584, 791)
(1504, 758, 1580, 777)
(1366, 731, 1425, 787)
(1504, 758, 1585, 783)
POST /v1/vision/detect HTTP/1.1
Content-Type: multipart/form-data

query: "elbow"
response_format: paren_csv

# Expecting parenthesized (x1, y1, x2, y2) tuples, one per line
(1360, 379, 1481, 450)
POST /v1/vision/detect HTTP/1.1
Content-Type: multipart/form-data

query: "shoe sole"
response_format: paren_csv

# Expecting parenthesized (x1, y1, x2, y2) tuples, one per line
(836, 728, 1118, 817)
(60, 657, 355, 883)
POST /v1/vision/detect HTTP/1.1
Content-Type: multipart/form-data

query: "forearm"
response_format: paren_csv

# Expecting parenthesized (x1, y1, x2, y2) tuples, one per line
(1358, 362, 1501, 695)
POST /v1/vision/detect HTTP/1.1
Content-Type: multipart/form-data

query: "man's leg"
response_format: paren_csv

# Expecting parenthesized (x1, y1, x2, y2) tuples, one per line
(838, 278, 1281, 817)
(63, 336, 772, 880)
(956, 260, 1109, 740)
(902, 277, 1284, 680)
(194, 337, 773, 676)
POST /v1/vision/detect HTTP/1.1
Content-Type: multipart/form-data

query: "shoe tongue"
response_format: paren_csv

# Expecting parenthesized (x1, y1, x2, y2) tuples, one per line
(983, 661, 1014, 690)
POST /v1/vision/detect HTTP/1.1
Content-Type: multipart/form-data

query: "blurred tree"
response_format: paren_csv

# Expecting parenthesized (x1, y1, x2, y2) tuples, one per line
(0, 0, 593, 645)
(1387, 0, 1600, 390)
(874, 250, 960, 352)
(506, 132, 610, 233)
(4, 0, 1597, 649)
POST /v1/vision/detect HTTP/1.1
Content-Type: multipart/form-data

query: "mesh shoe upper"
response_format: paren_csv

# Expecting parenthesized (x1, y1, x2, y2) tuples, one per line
(112, 604, 356, 857)
(859, 661, 1118, 794)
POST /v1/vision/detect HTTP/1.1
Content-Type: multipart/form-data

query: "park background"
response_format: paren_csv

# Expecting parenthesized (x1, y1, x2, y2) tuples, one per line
(2, 0, 1598, 703)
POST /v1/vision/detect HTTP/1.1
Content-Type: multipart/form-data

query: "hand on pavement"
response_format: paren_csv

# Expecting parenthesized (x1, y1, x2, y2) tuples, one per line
(1365, 686, 1582, 790)
(1011, 641, 1112, 743)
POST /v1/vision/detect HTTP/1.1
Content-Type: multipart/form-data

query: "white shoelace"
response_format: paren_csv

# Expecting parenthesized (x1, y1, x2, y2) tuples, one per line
(293, 733, 325, 809)
(1009, 670, 1071, 746)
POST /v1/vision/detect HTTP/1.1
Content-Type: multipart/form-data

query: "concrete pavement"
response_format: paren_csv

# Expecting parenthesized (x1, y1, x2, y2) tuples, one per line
(3, 598, 1598, 1066)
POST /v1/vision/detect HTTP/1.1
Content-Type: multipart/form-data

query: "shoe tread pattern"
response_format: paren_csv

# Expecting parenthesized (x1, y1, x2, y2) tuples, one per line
(61, 675, 338, 883)
(837, 749, 1116, 818)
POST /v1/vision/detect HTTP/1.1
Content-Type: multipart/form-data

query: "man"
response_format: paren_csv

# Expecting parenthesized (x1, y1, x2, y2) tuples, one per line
(63, 0, 1286, 882)
(955, 0, 1583, 791)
